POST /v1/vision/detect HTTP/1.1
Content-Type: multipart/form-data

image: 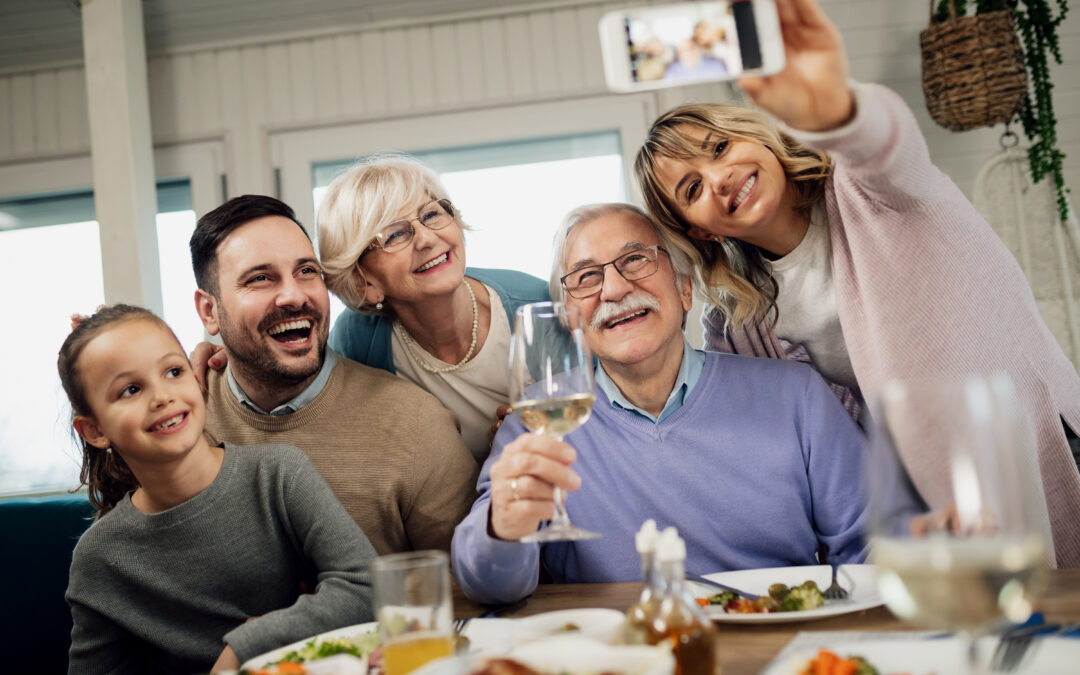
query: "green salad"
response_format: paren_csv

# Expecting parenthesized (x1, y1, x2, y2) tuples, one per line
(275, 631, 380, 663)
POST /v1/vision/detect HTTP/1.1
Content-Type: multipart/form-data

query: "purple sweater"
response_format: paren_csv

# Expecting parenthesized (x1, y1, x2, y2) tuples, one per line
(705, 83, 1080, 567)
(451, 352, 871, 604)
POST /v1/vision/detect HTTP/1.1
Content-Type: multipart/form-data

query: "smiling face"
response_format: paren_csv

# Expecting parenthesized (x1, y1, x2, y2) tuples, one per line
(74, 319, 208, 470)
(654, 125, 796, 249)
(562, 212, 692, 373)
(196, 215, 330, 390)
(357, 198, 468, 309)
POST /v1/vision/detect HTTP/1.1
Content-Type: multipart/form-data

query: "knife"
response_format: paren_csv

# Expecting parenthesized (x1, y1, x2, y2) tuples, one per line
(686, 572, 760, 600)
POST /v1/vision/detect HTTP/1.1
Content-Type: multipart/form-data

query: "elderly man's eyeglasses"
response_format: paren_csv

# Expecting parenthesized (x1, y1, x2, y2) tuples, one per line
(560, 246, 669, 299)
(367, 199, 455, 253)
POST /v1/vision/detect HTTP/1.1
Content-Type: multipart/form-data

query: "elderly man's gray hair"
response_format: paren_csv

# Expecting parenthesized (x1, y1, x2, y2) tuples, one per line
(549, 202, 698, 303)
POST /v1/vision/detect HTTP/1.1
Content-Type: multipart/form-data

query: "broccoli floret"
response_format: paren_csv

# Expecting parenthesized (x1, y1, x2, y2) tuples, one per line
(779, 581, 825, 611)
(707, 590, 736, 606)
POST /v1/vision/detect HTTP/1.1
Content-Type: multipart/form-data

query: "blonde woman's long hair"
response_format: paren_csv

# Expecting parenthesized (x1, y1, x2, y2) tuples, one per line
(634, 103, 831, 331)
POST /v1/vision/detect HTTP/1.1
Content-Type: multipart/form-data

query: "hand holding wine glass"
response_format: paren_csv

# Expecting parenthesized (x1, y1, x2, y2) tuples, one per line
(867, 374, 1050, 672)
(506, 301, 600, 543)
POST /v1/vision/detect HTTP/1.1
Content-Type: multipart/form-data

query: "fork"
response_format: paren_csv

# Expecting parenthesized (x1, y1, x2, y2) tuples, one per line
(822, 564, 848, 600)
(990, 622, 1068, 672)
(453, 616, 471, 634)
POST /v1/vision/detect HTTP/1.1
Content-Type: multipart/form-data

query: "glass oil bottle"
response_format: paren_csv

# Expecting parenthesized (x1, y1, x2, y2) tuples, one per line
(624, 519, 661, 645)
(646, 527, 717, 675)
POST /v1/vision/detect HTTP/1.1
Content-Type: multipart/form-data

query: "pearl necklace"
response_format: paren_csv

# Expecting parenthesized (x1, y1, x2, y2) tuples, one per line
(397, 280, 479, 374)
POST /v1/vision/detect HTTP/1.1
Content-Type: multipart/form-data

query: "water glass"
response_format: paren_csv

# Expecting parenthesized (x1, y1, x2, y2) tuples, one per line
(373, 550, 455, 675)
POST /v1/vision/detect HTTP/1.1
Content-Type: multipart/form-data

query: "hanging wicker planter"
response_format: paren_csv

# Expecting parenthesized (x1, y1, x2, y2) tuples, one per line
(920, 1, 1028, 132)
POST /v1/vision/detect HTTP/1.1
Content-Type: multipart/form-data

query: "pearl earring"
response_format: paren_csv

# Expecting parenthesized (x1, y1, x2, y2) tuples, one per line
(105, 447, 113, 455)
(375, 302, 383, 311)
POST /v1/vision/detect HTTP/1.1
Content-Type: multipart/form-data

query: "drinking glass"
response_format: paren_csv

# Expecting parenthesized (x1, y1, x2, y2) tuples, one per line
(509, 301, 600, 542)
(372, 550, 455, 675)
(867, 374, 1050, 673)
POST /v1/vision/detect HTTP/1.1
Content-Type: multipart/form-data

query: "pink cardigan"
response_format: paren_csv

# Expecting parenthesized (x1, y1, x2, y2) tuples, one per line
(704, 83, 1080, 566)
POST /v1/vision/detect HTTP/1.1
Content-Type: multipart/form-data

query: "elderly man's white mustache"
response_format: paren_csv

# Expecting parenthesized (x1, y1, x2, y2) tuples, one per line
(589, 291, 662, 331)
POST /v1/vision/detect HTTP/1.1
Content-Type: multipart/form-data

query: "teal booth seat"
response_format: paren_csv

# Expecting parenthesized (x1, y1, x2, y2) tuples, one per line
(0, 493, 94, 672)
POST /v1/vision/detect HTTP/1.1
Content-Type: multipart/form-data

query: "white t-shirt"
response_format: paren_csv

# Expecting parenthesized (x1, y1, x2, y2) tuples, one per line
(391, 283, 510, 464)
(770, 204, 858, 390)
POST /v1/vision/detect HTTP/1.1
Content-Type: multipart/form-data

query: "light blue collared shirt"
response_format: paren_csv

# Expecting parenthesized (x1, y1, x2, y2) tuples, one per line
(226, 349, 338, 416)
(595, 340, 705, 424)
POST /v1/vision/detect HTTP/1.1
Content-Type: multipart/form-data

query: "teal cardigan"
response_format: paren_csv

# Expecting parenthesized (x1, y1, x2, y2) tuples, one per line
(328, 267, 550, 373)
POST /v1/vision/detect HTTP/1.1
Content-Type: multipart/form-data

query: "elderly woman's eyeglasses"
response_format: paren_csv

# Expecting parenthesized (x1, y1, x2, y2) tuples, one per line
(367, 199, 455, 253)
(560, 246, 669, 299)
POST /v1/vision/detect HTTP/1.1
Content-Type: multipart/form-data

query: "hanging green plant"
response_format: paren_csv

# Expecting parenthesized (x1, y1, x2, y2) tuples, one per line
(932, 0, 1070, 220)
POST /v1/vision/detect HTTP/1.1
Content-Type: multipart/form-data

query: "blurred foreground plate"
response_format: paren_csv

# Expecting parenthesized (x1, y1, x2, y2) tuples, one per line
(413, 634, 674, 675)
(763, 632, 1080, 674)
(696, 564, 884, 623)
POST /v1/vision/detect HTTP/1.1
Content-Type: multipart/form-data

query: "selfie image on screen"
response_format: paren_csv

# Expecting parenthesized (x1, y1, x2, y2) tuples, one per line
(625, 3, 747, 84)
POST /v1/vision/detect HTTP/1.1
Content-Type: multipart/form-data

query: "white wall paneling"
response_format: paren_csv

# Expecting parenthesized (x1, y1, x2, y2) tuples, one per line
(0, 0, 1077, 354)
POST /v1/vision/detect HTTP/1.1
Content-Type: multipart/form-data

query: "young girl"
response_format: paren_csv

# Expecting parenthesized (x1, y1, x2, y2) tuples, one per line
(61, 304, 376, 673)
(633, 0, 1080, 566)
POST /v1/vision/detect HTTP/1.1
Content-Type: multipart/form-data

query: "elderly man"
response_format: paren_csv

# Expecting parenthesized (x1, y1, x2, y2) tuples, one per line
(190, 195, 479, 555)
(451, 203, 872, 604)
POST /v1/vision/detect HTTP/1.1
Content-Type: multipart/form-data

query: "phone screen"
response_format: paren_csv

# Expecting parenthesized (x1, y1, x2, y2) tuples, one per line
(623, 1, 761, 85)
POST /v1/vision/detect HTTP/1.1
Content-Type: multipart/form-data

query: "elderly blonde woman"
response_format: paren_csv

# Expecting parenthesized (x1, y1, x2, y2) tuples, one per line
(633, 0, 1080, 566)
(317, 155, 548, 462)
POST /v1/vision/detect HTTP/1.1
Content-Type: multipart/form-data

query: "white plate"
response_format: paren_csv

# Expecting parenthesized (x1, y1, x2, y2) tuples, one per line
(695, 564, 884, 623)
(516, 608, 626, 644)
(763, 633, 1080, 675)
(240, 621, 378, 671)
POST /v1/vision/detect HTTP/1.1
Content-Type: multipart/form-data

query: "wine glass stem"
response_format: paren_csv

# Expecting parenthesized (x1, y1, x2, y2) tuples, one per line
(550, 487, 571, 527)
(961, 630, 984, 675)
(547, 432, 572, 528)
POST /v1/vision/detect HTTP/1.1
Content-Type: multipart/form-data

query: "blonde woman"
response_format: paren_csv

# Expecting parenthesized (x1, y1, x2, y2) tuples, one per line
(317, 155, 548, 463)
(633, 0, 1080, 565)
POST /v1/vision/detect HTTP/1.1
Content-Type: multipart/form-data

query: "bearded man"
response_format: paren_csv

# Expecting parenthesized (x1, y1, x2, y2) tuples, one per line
(190, 195, 478, 555)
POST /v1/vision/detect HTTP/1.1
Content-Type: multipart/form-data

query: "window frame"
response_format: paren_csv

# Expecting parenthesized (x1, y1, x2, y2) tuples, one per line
(270, 94, 657, 233)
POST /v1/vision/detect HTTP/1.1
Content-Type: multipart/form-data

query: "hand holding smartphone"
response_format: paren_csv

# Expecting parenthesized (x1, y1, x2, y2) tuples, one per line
(598, 0, 784, 92)
(599, 0, 854, 133)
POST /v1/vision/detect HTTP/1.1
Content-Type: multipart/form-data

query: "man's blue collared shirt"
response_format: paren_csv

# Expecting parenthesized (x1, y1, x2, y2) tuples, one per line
(226, 348, 338, 415)
(595, 340, 705, 424)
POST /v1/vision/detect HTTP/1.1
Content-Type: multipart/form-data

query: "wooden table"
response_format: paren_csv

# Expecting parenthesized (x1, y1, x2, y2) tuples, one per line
(454, 569, 1080, 675)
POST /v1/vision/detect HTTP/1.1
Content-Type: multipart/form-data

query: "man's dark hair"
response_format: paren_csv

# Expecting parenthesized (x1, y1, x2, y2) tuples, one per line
(190, 195, 309, 296)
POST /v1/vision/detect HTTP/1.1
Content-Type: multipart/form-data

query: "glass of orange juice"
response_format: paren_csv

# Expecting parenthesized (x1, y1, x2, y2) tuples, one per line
(373, 550, 455, 675)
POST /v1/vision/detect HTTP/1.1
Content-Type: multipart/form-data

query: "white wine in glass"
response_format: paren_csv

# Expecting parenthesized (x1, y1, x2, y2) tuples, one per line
(867, 374, 1050, 672)
(509, 301, 600, 543)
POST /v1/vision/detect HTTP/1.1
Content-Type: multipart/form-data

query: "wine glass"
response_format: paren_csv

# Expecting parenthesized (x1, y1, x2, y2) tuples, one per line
(866, 373, 1050, 673)
(509, 301, 600, 542)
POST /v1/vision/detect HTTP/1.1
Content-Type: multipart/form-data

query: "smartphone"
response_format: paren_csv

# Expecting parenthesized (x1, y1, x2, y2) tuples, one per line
(598, 0, 785, 92)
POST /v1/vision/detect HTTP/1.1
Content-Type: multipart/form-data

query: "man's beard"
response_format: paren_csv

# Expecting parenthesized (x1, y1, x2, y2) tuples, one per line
(218, 303, 326, 389)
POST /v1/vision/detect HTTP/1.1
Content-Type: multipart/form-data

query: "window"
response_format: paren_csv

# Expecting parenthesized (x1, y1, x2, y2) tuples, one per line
(0, 181, 200, 496)
(311, 132, 626, 324)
